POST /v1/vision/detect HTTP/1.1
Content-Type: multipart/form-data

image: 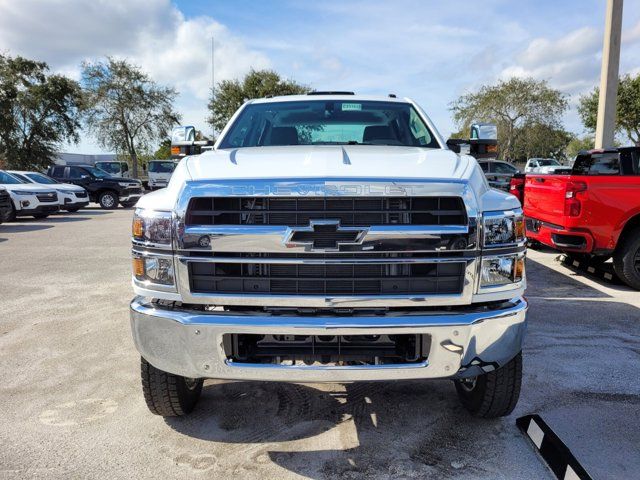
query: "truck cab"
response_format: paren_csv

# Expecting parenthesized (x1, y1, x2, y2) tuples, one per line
(129, 94, 527, 419)
(146, 160, 178, 190)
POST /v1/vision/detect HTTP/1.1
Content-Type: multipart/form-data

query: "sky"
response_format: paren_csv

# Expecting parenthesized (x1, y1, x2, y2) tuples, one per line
(1, 0, 639, 154)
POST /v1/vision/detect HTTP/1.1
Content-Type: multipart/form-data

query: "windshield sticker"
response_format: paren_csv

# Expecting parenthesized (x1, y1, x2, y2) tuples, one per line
(341, 103, 362, 111)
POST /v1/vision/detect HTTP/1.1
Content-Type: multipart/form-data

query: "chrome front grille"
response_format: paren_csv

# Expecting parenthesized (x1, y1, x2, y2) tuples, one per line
(174, 179, 479, 307)
(36, 192, 58, 203)
(189, 259, 466, 296)
(186, 196, 467, 226)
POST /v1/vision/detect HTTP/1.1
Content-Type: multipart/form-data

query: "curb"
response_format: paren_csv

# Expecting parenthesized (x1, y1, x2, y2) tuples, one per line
(516, 414, 593, 480)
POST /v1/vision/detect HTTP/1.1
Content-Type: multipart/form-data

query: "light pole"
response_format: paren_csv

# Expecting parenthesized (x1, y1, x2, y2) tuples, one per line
(594, 0, 623, 149)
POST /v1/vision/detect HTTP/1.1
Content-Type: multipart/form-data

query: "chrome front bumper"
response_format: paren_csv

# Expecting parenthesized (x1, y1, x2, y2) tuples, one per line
(130, 296, 527, 382)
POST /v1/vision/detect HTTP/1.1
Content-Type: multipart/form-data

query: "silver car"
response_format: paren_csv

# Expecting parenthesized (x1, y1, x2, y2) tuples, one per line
(478, 160, 520, 191)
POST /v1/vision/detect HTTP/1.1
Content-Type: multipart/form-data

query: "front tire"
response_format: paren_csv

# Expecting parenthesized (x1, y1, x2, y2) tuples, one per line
(613, 227, 640, 290)
(455, 352, 522, 418)
(98, 191, 118, 209)
(6, 203, 17, 222)
(140, 357, 203, 417)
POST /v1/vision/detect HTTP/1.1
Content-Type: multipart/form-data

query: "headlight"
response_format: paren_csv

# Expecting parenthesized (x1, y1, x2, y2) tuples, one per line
(119, 182, 137, 187)
(56, 188, 76, 194)
(14, 190, 40, 196)
(480, 254, 525, 288)
(483, 210, 525, 247)
(132, 254, 175, 286)
(132, 208, 172, 246)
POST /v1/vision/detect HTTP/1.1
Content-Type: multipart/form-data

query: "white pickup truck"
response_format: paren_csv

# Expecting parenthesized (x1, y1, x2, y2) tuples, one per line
(130, 93, 527, 419)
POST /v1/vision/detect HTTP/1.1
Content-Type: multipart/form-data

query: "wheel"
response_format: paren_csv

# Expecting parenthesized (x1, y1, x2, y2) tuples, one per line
(140, 357, 203, 416)
(613, 226, 640, 290)
(454, 352, 522, 418)
(32, 214, 49, 219)
(98, 191, 118, 209)
(65, 207, 81, 213)
(6, 203, 17, 222)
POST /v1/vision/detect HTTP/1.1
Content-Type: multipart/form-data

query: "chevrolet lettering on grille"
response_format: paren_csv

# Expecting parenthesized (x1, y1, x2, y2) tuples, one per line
(283, 219, 368, 252)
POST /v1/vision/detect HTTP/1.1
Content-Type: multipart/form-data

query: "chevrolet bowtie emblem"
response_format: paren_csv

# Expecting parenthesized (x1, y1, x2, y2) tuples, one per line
(283, 220, 368, 252)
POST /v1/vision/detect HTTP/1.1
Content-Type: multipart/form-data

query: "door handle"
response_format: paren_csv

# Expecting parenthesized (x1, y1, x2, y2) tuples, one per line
(534, 177, 545, 183)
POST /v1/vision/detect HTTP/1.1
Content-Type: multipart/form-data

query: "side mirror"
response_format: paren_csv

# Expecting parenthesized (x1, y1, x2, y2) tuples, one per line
(446, 138, 472, 155)
(446, 139, 460, 153)
(470, 123, 497, 141)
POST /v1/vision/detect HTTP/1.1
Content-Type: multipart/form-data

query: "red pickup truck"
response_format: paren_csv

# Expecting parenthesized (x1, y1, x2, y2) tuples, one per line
(523, 147, 640, 289)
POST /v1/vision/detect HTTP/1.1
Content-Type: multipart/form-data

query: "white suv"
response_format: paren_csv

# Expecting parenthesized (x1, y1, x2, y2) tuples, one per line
(8, 171, 89, 213)
(0, 170, 59, 220)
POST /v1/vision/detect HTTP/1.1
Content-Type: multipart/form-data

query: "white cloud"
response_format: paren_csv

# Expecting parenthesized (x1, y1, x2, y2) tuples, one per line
(498, 27, 602, 96)
(0, 0, 271, 151)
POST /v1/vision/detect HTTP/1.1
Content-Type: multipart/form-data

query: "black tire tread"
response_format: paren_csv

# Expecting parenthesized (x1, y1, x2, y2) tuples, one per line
(456, 352, 522, 418)
(479, 353, 522, 418)
(612, 226, 640, 290)
(140, 357, 201, 417)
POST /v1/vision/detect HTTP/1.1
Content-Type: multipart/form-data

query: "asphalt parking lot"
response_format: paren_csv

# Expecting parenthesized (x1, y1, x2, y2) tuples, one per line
(1, 207, 638, 479)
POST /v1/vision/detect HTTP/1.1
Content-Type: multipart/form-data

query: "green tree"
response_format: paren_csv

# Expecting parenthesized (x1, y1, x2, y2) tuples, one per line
(565, 135, 595, 159)
(81, 57, 181, 178)
(154, 138, 171, 159)
(511, 123, 573, 162)
(208, 69, 309, 133)
(0, 54, 83, 170)
(578, 74, 640, 146)
(450, 77, 568, 161)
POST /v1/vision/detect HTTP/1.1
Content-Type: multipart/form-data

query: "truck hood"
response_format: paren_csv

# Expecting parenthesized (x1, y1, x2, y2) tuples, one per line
(142, 145, 520, 213)
(185, 145, 474, 181)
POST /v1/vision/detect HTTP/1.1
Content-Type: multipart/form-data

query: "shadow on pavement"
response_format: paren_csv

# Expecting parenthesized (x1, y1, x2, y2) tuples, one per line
(38, 216, 94, 223)
(165, 380, 538, 478)
(0, 223, 54, 233)
(525, 255, 613, 298)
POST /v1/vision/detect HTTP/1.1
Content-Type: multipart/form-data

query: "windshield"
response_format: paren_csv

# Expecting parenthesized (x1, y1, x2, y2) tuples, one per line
(26, 172, 59, 184)
(538, 159, 560, 166)
(96, 162, 122, 175)
(148, 161, 177, 173)
(86, 166, 112, 178)
(219, 100, 439, 149)
(0, 171, 26, 184)
(9, 172, 33, 183)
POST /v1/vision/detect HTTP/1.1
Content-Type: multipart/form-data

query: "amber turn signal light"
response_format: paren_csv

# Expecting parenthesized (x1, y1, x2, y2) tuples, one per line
(515, 218, 525, 240)
(132, 257, 145, 277)
(514, 257, 525, 281)
(132, 217, 144, 238)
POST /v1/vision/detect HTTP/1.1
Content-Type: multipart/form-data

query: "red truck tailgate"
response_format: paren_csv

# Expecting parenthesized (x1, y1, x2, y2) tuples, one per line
(523, 175, 568, 224)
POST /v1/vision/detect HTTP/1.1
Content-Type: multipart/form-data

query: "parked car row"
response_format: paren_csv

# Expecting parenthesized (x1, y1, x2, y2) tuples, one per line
(0, 170, 75, 221)
(0, 163, 147, 223)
